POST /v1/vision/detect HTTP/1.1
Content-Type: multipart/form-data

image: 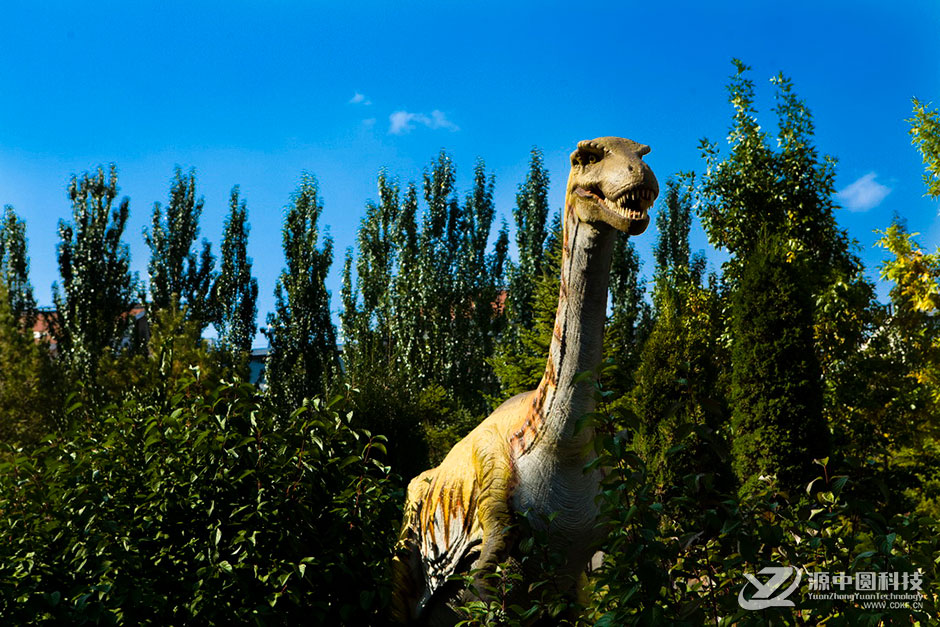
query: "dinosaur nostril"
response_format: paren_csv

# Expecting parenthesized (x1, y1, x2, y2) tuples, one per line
(628, 165, 634, 171)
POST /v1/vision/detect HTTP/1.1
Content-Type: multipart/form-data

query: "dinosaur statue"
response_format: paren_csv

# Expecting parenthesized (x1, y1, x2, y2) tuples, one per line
(391, 136, 659, 624)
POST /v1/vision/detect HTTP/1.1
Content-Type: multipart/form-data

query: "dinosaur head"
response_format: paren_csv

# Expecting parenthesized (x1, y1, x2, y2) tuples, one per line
(566, 136, 659, 236)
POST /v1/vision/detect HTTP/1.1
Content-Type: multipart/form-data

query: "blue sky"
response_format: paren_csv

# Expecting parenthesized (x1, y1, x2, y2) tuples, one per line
(1, 1, 939, 347)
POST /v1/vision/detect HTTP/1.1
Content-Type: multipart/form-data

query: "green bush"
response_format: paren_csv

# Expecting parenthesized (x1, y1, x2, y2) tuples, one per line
(0, 376, 402, 624)
(446, 394, 940, 626)
(587, 404, 940, 625)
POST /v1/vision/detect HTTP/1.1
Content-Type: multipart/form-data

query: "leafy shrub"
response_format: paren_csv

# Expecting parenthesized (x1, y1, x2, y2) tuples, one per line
(447, 395, 940, 626)
(0, 375, 402, 625)
(588, 405, 940, 625)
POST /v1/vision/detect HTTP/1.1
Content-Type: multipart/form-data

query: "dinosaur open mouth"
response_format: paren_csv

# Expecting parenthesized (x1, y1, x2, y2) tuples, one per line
(574, 186, 655, 221)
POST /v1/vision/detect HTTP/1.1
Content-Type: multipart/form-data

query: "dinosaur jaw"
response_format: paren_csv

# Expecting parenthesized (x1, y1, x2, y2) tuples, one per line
(572, 185, 656, 235)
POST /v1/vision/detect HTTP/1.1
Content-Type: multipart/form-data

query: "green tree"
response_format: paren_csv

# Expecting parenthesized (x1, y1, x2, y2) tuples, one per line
(96, 297, 228, 409)
(696, 61, 874, 491)
(414, 151, 462, 395)
(340, 170, 402, 382)
(388, 182, 423, 386)
(144, 168, 215, 328)
(211, 186, 258, 357)
(602, 236, 651, 397)
(451, 159, 503, 410)
(909, 98, 940, 198)
(491, 149, 553, 399)
(491, 212, 562, 398)
(868, 219, 940, 514)
(0, 377, 401, 624)
(630, 178, 725, 489)
(0, 205, 36, 323)
(264, 174, 339, 411)
(730, 237, 828, 493)
(507, 147, 551, 329)
(0, 280, 59, 445)
(698, 61, 855, 289)
(53, 164, 138, 378)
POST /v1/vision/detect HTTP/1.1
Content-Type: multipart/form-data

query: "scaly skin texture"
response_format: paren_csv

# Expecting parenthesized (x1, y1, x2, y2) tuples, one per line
(391, 137, 659, 625)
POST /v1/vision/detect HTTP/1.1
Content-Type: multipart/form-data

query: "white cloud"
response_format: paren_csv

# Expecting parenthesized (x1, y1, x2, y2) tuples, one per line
(838, 172, 891, 212)
(389, 109, 459, 135)
(361, 118, 376, 129)
(349, 92, 371, 105)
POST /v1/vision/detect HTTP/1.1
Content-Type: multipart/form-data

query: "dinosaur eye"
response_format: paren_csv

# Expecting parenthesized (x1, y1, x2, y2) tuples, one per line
(571, 146, 604, 167)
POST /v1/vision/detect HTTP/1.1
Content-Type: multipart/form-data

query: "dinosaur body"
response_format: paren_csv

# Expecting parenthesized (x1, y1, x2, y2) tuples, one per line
(391, 137, 658, 624)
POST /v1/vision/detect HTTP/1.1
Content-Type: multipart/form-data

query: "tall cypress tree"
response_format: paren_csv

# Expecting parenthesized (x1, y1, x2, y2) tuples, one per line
(0, 205, 36, 324)
(264, 174, 339, 410)
(144, 168, 215, 327)
(731, 237, 828, 493)
(630, 178, 725, 489)
(53, 164, 137, 377)
(211, 186, 258, 356)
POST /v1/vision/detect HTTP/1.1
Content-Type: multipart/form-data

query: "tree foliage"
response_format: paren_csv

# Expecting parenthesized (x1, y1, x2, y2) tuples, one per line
(630, 177, 725, 489)
(342, 154, 509, 468)
(1, 62, 939, 623)
(507, 148, 551, 330)
(0, 378, 400, 624)
(0, 280, 59, 446)
(698, 60, 855, 288)
(211, 186, 258, 356)
(144, 168, 215, 327)
(731, 237, 829, 493)
(53, 164, 138, 378)
(264, 174, 340, 411)
(491, 212, 561, 398)
(909, 98, 940, 199)
(0, 205, 36, 323)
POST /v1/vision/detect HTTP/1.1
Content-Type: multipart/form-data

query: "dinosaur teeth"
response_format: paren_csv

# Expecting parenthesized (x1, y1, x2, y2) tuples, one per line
(605, 195, 646, 221)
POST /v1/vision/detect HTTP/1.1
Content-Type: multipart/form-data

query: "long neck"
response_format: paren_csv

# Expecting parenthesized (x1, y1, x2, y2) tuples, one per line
(526, 205, 616, 457)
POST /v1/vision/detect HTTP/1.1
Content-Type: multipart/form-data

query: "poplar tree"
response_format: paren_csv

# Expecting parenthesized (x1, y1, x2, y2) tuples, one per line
(0, 205, 35, 323)
(264, 174, 339, 410)
(388, 182, 423, 387)
(491, 212, 562, 398)
(211, 186, 258, 356)
(491, 148, 553, 398)
(144, 168, 215, 327)
(53, 165, 138, 377)
(416, 151, 462, 393)
(452, 159, 501, 409)
(341, 170, 401, 379)
(508, 147, 550, 328)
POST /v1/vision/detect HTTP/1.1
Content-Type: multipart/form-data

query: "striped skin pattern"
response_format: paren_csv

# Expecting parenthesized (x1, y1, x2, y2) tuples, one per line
(391, 137, 658, 625)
